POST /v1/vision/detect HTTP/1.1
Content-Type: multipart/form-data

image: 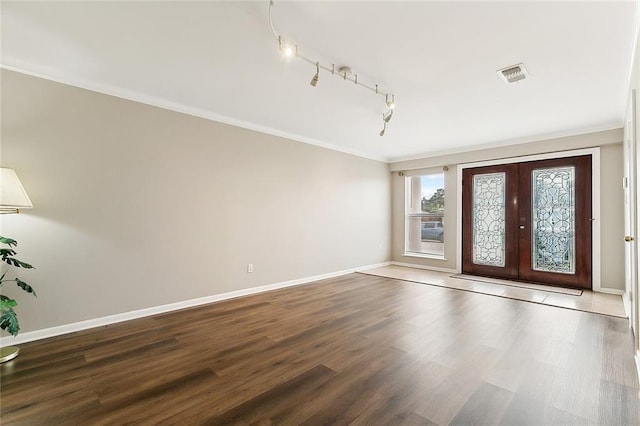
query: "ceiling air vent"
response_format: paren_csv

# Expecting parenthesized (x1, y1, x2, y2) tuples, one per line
(498, 63, 529, 84)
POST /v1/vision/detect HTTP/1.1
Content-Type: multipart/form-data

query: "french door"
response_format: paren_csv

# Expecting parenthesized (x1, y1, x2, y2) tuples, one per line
(462, 155, 592, 289)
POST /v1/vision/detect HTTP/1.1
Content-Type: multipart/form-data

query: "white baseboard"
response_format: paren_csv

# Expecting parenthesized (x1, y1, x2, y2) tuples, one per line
(623, 292, 632, 322)
(354, 261, 392, 271)
(0, 262, 389, 346)
(390, 261, 457, 274)
(596, 288, 625, 296)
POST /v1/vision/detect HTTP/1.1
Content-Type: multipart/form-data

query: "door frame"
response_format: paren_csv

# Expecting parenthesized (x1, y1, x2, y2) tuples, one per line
(456, 147, 604, 293)
(624, 89, 638, 345)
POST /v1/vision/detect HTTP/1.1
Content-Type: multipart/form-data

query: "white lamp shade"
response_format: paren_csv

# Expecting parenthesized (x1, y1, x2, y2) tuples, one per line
(0, 168, 33, 211)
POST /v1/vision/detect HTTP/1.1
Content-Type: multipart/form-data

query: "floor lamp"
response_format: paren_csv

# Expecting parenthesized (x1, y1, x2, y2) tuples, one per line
(0, 167, 33, 363)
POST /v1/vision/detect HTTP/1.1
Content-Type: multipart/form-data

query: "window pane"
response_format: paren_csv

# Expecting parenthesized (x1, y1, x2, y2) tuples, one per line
(405, 173, 444, 257)
(472, 172, 506, 267)
(532, 166, 576, 274)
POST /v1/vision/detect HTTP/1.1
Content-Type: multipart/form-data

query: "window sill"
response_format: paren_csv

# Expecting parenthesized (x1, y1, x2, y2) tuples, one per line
(402, 252, 447, 261)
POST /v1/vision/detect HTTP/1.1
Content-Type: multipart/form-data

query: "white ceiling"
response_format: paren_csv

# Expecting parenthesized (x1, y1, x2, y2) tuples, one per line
(2, 1, 638, 162)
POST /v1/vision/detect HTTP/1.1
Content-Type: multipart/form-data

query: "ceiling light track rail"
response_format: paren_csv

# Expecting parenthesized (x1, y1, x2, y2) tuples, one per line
(268, 0, 395, 136)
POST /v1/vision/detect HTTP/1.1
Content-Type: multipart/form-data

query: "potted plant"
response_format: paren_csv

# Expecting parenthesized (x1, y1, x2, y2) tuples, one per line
(0, 236, 36, 362)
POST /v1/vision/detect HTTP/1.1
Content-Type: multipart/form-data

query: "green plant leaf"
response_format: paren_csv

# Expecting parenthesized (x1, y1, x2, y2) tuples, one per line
(0, 307, 20, 336)
(0, 237, 35, 338)
(0, 248, 17, 259)
(0, 295, 17, 309)
(3, 257, 34, 269)
(0, 236, 17, 248)
(15, 279, 36, 296)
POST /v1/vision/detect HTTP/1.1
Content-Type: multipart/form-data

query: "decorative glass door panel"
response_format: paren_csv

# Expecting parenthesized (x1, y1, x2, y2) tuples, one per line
(472, 172, 506, 267)
(462, 156, 592, 289)
(531, 166, 575, 274)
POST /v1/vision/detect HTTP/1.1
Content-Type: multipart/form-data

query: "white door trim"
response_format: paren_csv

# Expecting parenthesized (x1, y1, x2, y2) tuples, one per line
(623, 90, 637, 332)
(455, 147, 601, 292)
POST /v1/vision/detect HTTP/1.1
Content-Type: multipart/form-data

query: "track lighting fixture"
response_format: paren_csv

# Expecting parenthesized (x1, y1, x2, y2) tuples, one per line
(269, 0, 396, 135)
(310, 63, 319, 87)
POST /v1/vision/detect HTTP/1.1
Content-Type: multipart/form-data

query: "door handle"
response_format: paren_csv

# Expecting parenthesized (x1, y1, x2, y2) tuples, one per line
(519, 226, 525, 229)
(625, 236, 634, 242)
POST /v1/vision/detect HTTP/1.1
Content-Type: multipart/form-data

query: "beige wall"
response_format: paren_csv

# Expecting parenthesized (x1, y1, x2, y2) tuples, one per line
(0, 67, 628, 341)
(0, 70, 392, 335)
(600, 143, 626, 289)
(390, 130, 625, 291)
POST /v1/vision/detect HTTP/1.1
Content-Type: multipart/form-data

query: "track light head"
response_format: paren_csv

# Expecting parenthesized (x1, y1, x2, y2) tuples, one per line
(278, 36, 294, 57)
(386, 94, 395, 109)
(380, 109, 392, 136)
(310, 63, 319, 87)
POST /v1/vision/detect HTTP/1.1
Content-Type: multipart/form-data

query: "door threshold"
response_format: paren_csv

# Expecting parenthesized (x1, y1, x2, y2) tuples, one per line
(451, 274, 583, 296)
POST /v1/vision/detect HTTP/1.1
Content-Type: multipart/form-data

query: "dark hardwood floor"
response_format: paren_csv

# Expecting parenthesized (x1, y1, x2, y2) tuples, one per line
(1, 273, 639, 425)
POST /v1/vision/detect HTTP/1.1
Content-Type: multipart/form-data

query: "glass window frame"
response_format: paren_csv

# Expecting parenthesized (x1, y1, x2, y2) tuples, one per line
(403, 171, 446, 259)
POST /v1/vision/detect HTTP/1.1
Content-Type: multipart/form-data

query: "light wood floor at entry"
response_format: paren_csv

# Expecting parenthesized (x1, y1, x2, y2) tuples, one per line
(361, 265, 626, 318)
(1, 273, 638, 424)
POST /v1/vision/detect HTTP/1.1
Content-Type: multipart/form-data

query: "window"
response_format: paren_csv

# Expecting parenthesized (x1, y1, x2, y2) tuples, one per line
(405, 172, 445, 257)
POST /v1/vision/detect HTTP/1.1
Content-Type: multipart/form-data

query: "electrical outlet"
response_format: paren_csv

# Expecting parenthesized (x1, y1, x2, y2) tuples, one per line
(247, 263, 253, 273)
